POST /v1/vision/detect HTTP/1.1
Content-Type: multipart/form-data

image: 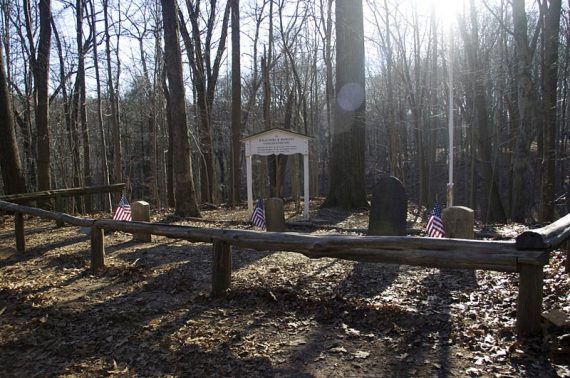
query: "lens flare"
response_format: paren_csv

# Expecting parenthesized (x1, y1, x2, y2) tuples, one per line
(337, 82, 365, 112)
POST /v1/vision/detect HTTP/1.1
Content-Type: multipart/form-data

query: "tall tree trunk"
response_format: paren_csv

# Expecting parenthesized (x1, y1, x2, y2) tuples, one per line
(264, 0, 273, 199)
(161, 0, 201, 217)
(511, 0, 537, 222)
(89, 0, 111, 212)
(103, 0, 122, 185)
(34, 0, 52, 193)
(179, 0, 230, 204)
(17, 1, 37, 190)
(241, 1, 265, 129)
(161, 65, 176, 208)
(319, 0, 334, 191)
(79, 0, 91, 211)
(539, 0, 562, 222)
(136, 31, 158, 205)
(413, 9, 428, 207)
(69, 71, 82, 208)
(230, 0, 241, 207)
(51, 19, 74, 190)
(324, 0, 334, 153)
(153, 25, 166, 207)
(459, 0, 507, 222)
(0, 46, 27, 194)
(323, 0, 367, 210)
(384, 0, 398, 178)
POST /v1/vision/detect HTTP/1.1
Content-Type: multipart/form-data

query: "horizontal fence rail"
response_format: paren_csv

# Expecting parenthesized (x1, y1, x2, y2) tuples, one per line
(0, 183, 126, 203)
(1, 199, 569, 337)
(516, 214, 570, 250)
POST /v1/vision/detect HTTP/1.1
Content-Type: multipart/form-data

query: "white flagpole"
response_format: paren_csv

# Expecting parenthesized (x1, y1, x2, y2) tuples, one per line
(447, 27, 454, 208)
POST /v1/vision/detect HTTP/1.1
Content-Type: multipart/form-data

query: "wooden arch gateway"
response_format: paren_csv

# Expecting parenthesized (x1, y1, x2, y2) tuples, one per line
(242, 128, 313, 220)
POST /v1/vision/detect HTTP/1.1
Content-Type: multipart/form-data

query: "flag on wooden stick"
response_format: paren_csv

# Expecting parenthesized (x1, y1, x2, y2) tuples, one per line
(251, 198, 266, 230)
(426, 200, 445, 238)
(113, 194, 132, 221)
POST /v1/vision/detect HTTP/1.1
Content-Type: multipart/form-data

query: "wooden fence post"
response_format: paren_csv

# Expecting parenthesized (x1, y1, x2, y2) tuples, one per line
(90, 227, 105, 271)
(15, 212, 25, 253)
(516, 263, 544, 336)
(212, 240, 232, 296)
(55, 195, 65, 227)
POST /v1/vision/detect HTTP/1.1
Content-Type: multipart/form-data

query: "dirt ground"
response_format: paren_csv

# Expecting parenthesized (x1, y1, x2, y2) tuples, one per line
(1, 202, 569, 377)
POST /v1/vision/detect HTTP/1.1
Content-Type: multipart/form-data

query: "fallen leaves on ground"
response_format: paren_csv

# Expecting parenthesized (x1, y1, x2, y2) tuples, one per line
(0, 202, 569, 377)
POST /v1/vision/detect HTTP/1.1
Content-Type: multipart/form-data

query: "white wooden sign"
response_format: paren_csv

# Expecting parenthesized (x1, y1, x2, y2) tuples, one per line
(242, 129, 313, 220)
(245, 133, 309, 156)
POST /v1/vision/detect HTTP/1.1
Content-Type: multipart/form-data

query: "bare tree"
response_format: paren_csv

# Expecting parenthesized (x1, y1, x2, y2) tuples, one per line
(103, 0, 123, 185)
(3, 1, 35, 189)
(539, 0, 562, 221)
(230, 0, 241, 206)
(24, 0, 52, 192)
(161, 0, 201, 216)
(89, 0, 112, 211)
(323, 0, 368, 209)
(241, 0, 267, 130)
(161, 61, 176, 207)
(0, 44, 26, 194)
(390, 4, 430, 206)
(368, 0, 400, 178)
(459, 0, 507, 222)
(71, 0, 92, 210)
(511, 0, 538, 222)
(51, 19, 76, 190)
(178, 0, 231, 204)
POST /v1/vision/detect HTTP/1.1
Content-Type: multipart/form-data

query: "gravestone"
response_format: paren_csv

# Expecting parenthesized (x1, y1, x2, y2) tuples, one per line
(368, 176, 407, 236)
(131, 201, 151, 242)
(442, 206, 474, 239)
(265, 198, 286, 232)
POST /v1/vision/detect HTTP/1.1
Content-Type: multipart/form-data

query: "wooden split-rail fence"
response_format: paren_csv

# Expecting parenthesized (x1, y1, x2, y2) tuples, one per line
(0, 183, 126, 226)
(1, 197, 569, 337)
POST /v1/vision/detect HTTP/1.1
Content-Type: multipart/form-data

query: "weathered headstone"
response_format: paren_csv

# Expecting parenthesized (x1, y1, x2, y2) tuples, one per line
(442, 206, 474, 239)
(368, 176, 407, 236)
(265, 198, 286, 232)
(131, 201, 151, 242)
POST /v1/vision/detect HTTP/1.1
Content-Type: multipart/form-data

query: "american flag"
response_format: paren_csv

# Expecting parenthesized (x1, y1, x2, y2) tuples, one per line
(251, 199, 266, 230)
(113, 194, 132, 221)
(426, 200, 445, 238)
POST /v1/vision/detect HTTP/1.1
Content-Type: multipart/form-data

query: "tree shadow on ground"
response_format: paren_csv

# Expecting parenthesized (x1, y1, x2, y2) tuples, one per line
(1, 237, 561, 377)
(335, 262, 400, 298)
(0, 222, 54, 240)
(0, 234, 89, 269)
(0, 242, 299, 376)
(310, 207, 352, 226)
(215, 260, 402, 374)
(27, 234, 89, 254)
(380, 270, 458, 377)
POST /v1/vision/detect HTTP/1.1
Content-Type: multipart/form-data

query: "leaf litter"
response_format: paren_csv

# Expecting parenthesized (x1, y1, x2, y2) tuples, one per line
(0, 203, 569, 377)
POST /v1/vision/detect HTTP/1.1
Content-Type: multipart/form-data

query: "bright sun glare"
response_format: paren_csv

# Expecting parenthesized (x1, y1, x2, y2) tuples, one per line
(432, 0, 464, 29)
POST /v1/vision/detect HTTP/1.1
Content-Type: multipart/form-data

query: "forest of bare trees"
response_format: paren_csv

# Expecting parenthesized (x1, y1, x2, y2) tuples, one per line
(0, 0, 568, 223)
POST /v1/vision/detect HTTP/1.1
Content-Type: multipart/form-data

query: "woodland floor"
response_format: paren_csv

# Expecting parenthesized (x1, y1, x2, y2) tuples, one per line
(0, 200, 569, 377)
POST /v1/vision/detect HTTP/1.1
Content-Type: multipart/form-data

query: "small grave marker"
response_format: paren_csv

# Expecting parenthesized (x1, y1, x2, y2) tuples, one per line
(131, 201, 151, 242)
(368, 176, 407, 236)
(265, 198, 286, 232)
(442, 206, 474, 239)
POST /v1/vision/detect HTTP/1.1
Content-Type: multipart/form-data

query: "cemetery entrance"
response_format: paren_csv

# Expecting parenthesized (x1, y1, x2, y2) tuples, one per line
(242, 129, 313, 220)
